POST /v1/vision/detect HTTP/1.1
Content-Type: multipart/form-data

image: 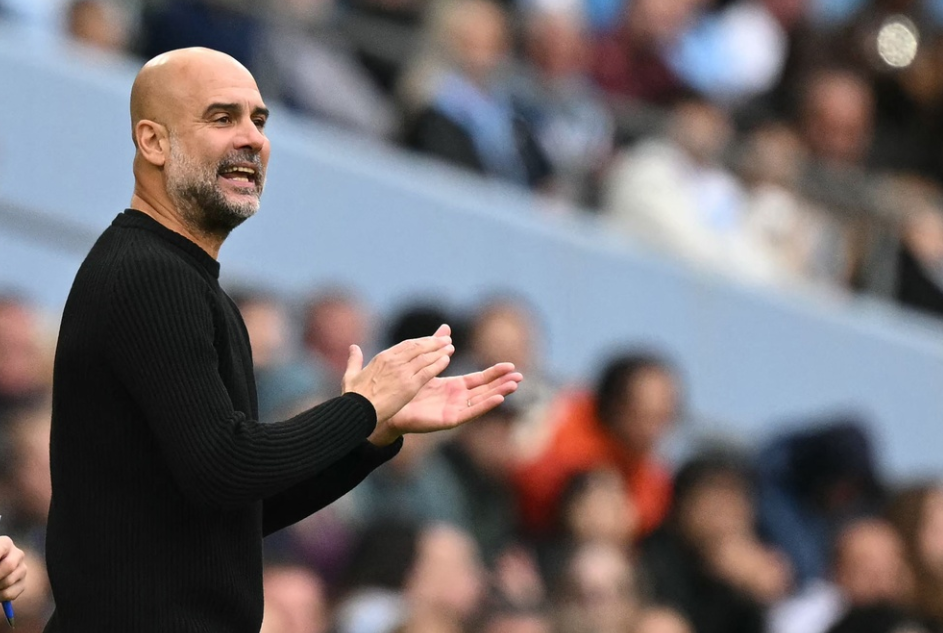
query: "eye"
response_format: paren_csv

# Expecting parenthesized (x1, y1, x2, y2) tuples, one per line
(253, 117, 267, 130)
(213, 114, 232, 125)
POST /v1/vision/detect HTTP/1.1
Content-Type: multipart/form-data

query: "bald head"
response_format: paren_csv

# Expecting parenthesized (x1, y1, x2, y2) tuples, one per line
(130, 48, 258, 147)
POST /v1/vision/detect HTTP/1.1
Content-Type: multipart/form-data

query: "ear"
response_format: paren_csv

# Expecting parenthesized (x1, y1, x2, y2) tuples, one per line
(134, 119, 169, 167)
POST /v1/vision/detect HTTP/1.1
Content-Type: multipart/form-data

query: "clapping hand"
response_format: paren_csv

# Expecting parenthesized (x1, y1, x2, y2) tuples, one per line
(343, 324, 523, 446)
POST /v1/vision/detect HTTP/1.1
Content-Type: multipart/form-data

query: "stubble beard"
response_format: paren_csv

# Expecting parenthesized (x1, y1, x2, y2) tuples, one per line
(166, 136, 264, 238)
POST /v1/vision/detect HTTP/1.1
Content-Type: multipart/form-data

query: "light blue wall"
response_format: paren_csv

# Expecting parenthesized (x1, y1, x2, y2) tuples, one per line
(1, 21, 941, 479)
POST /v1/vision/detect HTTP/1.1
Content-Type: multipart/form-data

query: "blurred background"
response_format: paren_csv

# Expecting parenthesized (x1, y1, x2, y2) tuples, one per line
(1, 0, 943, 632)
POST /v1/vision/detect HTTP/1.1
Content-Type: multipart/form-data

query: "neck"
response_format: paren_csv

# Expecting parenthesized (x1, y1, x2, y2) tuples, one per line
(130, 187, 225, 259)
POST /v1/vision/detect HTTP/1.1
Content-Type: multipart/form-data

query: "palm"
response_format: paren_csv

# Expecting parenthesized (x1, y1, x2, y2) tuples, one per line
(389, 363, 522, 434)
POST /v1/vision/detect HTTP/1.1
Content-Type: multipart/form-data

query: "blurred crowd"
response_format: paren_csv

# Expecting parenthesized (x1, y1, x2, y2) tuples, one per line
(2, 0, 943, 631)
(6, 0, 943, 315)
(0, 288, 941, 633)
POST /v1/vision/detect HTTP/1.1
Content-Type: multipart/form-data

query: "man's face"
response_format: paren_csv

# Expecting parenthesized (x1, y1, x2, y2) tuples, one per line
(163, 67, 271, 233)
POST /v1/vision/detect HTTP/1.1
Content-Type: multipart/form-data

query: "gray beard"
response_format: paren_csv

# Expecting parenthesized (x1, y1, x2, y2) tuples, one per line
(166, 138, 263, 237)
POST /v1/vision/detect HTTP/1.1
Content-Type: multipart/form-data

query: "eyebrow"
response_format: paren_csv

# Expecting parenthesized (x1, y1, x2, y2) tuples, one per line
(202, 102, 270, 120)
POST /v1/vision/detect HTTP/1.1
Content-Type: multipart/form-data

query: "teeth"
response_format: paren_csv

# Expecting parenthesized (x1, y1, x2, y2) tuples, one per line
(229, 166, 255, 175)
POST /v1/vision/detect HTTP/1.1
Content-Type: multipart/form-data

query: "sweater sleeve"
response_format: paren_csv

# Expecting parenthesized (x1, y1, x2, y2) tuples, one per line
(105, 250, 377, 510)
(262, 437, 403, 535)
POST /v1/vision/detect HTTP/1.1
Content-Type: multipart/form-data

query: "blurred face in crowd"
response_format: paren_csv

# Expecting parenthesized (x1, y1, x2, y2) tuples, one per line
(239, 298, 289, 369)
(405, 525, 485, 621)
(524, 11, 591, 80)
(304, 295, 368, 375)
(677, 471, 754, 548)
(670, 101, 733, 165)
(0, 301, 47, 397)
(626, 0, 705, 46)
(458, 408, 517, 478)
(262, 565, 330, 633)
(67, 0, 128, 52)
(472, 303, 537, 372)
(609, 367, 679, 457)
(834, 519, 913, 606)
(446, 0, 509, 85)
(131, 49, 270, 236)
(564, 469, 638, 546)
(564, 543, 640, 633)
(802, 71, 874, 167)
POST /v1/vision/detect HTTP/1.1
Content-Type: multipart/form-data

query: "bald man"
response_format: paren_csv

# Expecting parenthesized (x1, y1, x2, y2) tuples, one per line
(44, 48, 522, 633)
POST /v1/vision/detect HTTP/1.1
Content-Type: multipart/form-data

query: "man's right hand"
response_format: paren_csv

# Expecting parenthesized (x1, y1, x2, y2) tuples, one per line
(342, 328, 454, 424)
(0, 536, 27, 602)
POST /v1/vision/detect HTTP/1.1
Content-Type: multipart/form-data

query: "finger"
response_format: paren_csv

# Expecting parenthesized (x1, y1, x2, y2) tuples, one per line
(408, 345, 455, 376)
(0, 560, 25, 592)
(461, 363, 517, 389)
(432, 323, 451, 338)
(0, 537, 10, 558)
(389, 335, 452, 362)
(414, 352, 452, 385)
(346, 345, 364, 375)
(466, 376, 521, 408)
(466, 372, 523, 400)
(461, 394, 507, 421)
(342, 345, 365, 394)
(0, 574, 25, 601)
(0, 548, 23, 583)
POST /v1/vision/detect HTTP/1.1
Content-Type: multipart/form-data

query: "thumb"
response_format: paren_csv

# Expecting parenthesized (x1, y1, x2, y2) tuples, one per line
(346, 344, 364, 376)
(342, 344, 364, 394)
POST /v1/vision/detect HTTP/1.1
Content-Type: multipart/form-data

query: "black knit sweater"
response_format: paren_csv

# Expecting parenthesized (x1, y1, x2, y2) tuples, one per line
(44, 209, 401, 632)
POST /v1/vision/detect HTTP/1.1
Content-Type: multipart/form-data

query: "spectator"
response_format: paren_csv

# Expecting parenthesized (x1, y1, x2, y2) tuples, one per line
(402, 524, 487, 630)
(0, 406, 52, 553)
(343, 0, 429, 94)
(592, 0, 707, 105)
(334, 520, 420, 633)
(603, 98, 787, 283)
(538, 467, 638, 581)
(800, 68, 875, 169)
(735, 121, 853, 287)
(65, 0, 129, 53)
(464, 296, 557, 436)
(433, 403, 522, 563)
(262, 563, 331, 633)
(232, 289, 324, 421)
(640, 451, 791, 633)
(770, 518, 916, 633)
(253, 0, 399, 138)
(513, 351, 679, 539)
(402, 0, 553, 189)
(0, 294, 52, 422)
(553, 541, 642, 633)
(755, 418, 886, 586)
(891, 177, 943, 319)
(302, 287, 372, 396)
(512, 2, 615, 206)
(138, 0, 259, 69)
(887, 483, 943, 629)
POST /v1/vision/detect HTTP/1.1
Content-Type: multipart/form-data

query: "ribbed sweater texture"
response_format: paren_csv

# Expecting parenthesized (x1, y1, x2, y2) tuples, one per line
(44, 209, 401, 632)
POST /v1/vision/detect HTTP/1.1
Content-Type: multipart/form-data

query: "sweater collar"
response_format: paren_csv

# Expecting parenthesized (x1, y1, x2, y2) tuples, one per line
(116, 209, 222, 279)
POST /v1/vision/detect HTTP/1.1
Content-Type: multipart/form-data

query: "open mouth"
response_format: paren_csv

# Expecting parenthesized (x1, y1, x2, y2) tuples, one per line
(218, 164, 260, 190)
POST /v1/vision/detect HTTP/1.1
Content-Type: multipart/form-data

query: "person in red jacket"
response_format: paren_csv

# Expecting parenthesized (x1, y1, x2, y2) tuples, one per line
(514, 352, 680, 539)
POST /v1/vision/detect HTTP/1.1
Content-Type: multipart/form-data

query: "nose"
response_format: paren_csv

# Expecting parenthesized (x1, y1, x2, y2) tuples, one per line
(234, 116, 266, 153)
